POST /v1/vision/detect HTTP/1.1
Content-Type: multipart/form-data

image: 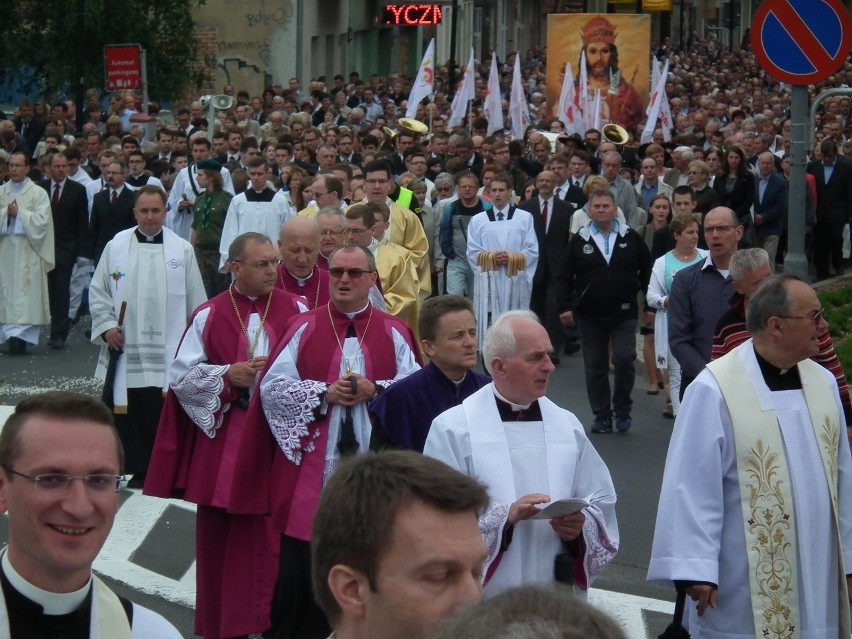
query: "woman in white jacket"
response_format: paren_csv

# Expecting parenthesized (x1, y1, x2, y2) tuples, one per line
(646, 212, 707, 418)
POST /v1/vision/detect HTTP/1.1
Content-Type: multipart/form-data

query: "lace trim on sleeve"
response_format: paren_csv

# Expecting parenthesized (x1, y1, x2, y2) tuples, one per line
(580, 506, 619, 590)
(171, 364, 231, 438)
(479, 501, 510, 577)
(375, 379, 395, 390)
(261, 378, 327, 465)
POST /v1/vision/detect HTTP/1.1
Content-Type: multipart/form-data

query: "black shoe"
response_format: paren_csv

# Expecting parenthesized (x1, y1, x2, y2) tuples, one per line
(590, 416, 613, 434)
(615, 415, 632, 432)
(51, 338, 65, 350)
(563, 341, 581, 355)
(6, 337, 27, 355)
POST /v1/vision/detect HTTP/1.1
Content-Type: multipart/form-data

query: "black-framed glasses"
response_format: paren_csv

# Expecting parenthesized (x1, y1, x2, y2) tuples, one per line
(704, 224, 738, 234)
(232, 259, 282, 270)
(5, 469, 125, 493)
(777, 309, 825, 325)
(329, 267, 373, 279)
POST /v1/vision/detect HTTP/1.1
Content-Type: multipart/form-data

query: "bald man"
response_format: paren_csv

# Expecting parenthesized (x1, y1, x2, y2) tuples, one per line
(276, 216, 331, 309)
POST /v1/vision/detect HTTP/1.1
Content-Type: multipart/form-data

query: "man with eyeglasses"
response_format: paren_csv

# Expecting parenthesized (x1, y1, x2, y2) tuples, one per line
(147, 232, 306, 639)
(234, 244, 421, 639)
(218, 156, 291, 272)
(297, 173, 346, 219)
(90, 185, 205, 488)
(316, 207, 346, 270)
(363, 160, 430, 298)
(668, 206, 742, 399)
(0, 391, 182, 637)
(711, 248, 852, 438)
(0, 151, 54, 356)
(650, 273, 852, 639)
(124, 150, 164, 190)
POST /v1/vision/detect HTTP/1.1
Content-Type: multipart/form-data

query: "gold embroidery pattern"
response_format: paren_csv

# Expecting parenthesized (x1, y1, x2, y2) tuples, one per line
(743, 438, 796, 639)
(819, 416, 839, 510)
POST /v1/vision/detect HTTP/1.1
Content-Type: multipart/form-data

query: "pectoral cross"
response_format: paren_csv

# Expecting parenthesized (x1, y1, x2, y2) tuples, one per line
(141, 325, 163, 342)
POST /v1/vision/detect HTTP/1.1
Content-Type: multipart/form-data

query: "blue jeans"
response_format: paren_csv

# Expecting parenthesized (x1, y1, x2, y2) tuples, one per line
(577, 316, 637, 419)
(446, 257, 474, 298)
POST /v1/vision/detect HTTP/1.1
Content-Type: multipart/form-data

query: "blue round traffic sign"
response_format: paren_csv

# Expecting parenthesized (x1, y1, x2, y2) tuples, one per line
(752, 0, 852, 85)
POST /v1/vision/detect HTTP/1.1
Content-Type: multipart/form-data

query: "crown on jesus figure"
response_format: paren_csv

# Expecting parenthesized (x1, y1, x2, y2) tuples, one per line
(581, 16, 617, 46)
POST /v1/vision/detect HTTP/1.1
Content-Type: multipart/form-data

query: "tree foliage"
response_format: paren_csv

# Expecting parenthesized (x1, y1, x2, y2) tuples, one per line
(0, 0, 210, 101)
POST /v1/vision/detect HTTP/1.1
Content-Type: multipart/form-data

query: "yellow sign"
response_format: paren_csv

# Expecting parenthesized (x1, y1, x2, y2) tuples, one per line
(642, 0, 673, 10)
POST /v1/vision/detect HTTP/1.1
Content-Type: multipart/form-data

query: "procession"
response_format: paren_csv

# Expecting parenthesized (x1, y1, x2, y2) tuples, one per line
(1, 1, 852, 637)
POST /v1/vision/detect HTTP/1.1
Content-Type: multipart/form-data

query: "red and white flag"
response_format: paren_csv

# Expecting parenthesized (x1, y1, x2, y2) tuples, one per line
(640, 59, 670, 144)
(557, 62, 580, 134)
(448, 47, 476, 129)
(483, 55, 503, 135)
(405, 38, 435, 119)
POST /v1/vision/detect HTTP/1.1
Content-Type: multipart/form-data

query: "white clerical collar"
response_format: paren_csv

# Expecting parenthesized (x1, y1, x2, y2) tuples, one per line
(292, 267, 315, 287)
(1, 548, 91, 615)
(137, 228, 159, 242)
(493, 385, 532, 411)
(233, 284, 258, 302)
(342, 302, 370, 319)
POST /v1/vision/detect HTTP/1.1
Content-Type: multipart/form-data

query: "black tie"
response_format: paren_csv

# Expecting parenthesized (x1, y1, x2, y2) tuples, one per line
(497, 212, 505, 221)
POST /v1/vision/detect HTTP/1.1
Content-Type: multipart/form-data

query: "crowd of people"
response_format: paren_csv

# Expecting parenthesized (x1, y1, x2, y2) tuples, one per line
(1, 30, 852, 639)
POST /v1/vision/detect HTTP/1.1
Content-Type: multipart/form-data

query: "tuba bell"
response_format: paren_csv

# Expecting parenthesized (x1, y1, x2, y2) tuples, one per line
(602, 123, 629, 150)
(380, 118, 430, 150)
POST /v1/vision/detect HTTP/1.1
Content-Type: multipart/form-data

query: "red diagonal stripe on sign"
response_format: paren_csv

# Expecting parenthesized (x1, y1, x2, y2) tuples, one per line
(771, 0, 836, 70)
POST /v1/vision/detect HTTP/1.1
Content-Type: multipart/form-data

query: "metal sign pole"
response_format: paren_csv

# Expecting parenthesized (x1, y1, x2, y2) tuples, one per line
(141, 48, 149, 115)
(784, 86, 808, 279)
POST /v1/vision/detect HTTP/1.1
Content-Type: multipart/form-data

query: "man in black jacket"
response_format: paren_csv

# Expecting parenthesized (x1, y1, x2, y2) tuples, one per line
(87, 159, 136, 265)
(807, 139, 852, 280)
(12, 100, 44, 159)
(41, 151, 89, 349)
(558, 189, 652, 434)
(521, 170, 575, 363)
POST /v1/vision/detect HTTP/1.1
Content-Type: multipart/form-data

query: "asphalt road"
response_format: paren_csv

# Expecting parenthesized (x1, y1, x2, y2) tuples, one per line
(0, 315, 678, 638)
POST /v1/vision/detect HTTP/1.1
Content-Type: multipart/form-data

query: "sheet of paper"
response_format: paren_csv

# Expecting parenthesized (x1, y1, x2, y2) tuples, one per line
(529, 498, 589, 520)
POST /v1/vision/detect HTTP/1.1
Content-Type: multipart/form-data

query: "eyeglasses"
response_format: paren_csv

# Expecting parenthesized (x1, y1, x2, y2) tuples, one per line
(329, 267, 373, 279)
(704, 224, 738, 234)
(6, 469, 125, 493)
(232, 259, 282, 269)
(345, 227, 371, 235)
(365, 178, 390, 186)
(777, 309, 825, 325)
(320, 229, 343, 237)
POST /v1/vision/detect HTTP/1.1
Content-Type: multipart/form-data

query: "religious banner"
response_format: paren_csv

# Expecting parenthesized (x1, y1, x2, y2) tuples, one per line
(546, 13, 651, 134)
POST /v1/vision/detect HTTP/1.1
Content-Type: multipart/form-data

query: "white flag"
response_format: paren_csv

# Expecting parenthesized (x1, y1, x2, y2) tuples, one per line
(592, 90, 602, 133)
(406, 38, 435, 119)
(579, 50, 590, 132)
(483, 55, 503, 135)
(640, 59, 669, 144)
(557, 62, 580, 134)
(448, 47, 476, 129)
(646, 57, 661, 118)
(509, 54, 531, 140)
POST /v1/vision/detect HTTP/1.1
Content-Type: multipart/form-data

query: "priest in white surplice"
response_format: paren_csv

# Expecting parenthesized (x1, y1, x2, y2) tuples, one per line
(217, 157, 291, 271)
(648, 274, 852, 639)
(425, 310, 618, 598)
(90, 185, 206, 486)
(0, 151, 54, 355)
(466, 173, 538, 349)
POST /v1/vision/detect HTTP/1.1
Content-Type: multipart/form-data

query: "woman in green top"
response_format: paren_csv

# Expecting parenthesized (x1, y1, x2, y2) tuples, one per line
(191, 161, 233, 297)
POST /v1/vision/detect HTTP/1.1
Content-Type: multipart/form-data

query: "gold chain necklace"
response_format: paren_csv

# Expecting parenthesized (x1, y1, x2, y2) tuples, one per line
(228, 284, 274, 359)
(279, 264, 321, 308)
(327, 302, 373, 374)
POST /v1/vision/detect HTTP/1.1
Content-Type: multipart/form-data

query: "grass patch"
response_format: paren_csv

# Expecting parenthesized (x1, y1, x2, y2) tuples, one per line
(818, 284, 852, 374)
